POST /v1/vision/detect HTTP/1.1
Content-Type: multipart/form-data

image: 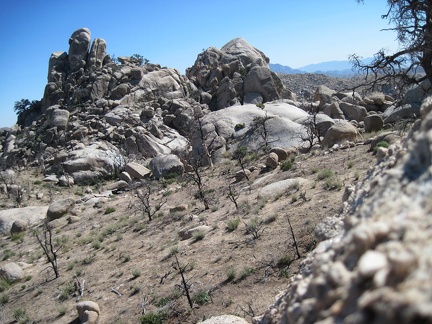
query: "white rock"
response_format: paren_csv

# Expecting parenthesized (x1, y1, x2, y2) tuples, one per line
(358, 250, 388, 277)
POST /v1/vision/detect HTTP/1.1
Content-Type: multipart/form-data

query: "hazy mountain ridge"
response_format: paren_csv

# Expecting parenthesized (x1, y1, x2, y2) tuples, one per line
(270, 57, 374, 77)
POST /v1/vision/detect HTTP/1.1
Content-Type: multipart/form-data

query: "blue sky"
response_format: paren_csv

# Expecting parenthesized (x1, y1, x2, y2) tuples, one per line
(0, 0, 397, 128)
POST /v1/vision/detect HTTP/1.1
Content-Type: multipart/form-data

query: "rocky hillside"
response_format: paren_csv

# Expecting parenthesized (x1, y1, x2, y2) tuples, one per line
(0, 27, 430, 324)
(257, 95, 432, 324)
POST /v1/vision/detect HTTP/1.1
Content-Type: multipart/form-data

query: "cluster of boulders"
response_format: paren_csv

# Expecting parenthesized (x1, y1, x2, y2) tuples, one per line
(256, 96, 432, 323)
(187, 37, 295, 109)
(0, 28, 300, 185)
(312, 84, 422, 134)
(0, 27, 426, 186)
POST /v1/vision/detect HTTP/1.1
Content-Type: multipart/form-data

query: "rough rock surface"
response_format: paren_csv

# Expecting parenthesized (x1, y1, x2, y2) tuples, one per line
(258, 96, 432, 324)
(149, 154, 184, 179)
(199, 315, 249, 324)
(187, 37, 294, 110)
(76, 301, 100, 324)
(322, 121, 359, 147)
(0, 206, 48, 234)
(46, 198, 75, 221)
(0, 262, 24, 282)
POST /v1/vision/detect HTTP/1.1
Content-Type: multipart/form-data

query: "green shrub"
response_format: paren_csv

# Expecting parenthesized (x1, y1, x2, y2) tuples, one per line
(192, 230, 205, 241)
(57, 306, 67, 317)
(11, 232, 25, 243)
(169, 245, 179, 256)
(59, 283, 75, 301)
(234, 123, 245, 131)
(226, 268, 236, 282)
(13, 308, 29, 323)
(192, 291, 211, 305)
(156, 296, 175, 308)
(324, 176, 343, 190)
(104, 207, 116, 214)
(226, 218, 240, 232)
(0, 278, 11, 292)
(277, 255, 292, 268)
(373, 140, 389, 154)
(132, 269, 141, 278)
(139, 312, 165, 324)
(0, 293, 9, 304)
(2, 249, 15, 261)
(317, 169, 334, 180)
(238, 267, 255, 281)
(280, 160, 293, 171)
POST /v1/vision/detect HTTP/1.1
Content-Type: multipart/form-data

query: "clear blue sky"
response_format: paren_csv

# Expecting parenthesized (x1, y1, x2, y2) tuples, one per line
(0, 0, 397, 128)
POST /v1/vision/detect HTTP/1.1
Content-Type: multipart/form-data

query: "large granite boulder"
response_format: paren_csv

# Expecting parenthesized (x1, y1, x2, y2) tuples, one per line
(0, 206, 48, 235)
(87, 38, 107, 69)
(364, 114, 384, 132)
(0, 262, 24, 282)
(49, 107, 70, 130)
(313, 85, 336, 108)
(68, 28, 91, 72)
(149, 154, 184, 179)
(339, 102, 368, 122)
(47, 198, 75, 221)
(322, 121, 359, 147)
(60, 142, 126, 184)
(382, 104, 420, 124)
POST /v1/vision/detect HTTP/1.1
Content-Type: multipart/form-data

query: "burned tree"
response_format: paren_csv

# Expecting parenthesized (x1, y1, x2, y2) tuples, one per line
(352, 1, 432, 93)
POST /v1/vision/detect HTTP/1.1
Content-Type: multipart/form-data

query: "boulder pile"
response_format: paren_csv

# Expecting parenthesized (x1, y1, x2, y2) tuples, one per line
(257, 96, 432, 323)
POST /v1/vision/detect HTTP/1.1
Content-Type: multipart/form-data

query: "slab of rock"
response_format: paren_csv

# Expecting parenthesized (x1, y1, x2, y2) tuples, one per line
(0, 206, 48, 235)
(313, 85, 336, 108)
(382, 104, 420, 124)
(47, 198, 75, 221)
(364, 114, 384, 133)
(178, 225, 211, 240)
(257, 178, 308, 200)
(68, 28, 91, 72)
(49, 108, 70, 130)
(270, 147, 288, 161)
(198, 315, 249, 324)
(339, 102, 368, 122)
(125, 162, 151, 180)
(149, 154, 184, 179)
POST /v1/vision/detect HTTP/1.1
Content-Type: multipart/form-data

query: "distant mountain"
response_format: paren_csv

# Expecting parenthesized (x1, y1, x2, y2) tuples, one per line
(270, 57, 374, 77)
(269, 63, 305, 74)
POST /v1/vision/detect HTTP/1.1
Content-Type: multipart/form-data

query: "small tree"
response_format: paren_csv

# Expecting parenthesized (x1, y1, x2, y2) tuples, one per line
(130, 54, 149, 66)
(227, 184, 240, 210)
(187, 155, 210, 210)
(251, 111, 275, 154)
(135, 183, 167, 221)
(13, 99, 41, 126)
(286, 215, 301, 259)
(183, 116, 217, 210)
(300, 111, 323, 152)
(173, 254, 193, 308)
(233, 146, 250, 181)
(34, 222, 60, 278)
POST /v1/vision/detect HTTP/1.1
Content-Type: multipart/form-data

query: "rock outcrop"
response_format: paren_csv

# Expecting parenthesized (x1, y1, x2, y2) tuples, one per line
(258, 96, 432, 323)
(187, 37, 295, 110)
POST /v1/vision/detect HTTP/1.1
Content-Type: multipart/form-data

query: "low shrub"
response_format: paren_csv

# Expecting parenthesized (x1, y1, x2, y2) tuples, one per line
(373, 140, 389, 154)
(226, 218, 240, 232)
(317, 169, 333, 180)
